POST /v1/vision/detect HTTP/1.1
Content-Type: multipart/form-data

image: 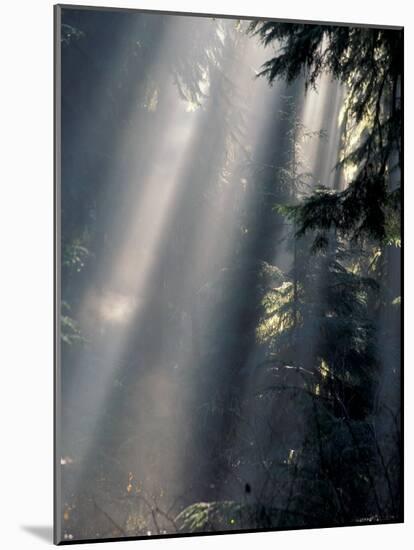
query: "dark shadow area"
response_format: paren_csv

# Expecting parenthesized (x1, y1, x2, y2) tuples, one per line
(21, 525, 53, 543)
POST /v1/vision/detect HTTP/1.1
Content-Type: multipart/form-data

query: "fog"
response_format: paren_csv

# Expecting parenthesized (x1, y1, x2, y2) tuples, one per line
(57, 8, 402, 542)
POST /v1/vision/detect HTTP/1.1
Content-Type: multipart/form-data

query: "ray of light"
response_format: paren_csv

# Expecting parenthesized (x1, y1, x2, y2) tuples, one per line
(219, 72, 346, 503)
(60, 17, 279, 531)
(60, 14, 209, 518)
(60, 14, 350, 539)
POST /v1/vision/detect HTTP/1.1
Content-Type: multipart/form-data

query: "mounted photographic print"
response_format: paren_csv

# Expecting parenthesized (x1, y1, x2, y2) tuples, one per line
(54, 4, 403, 544)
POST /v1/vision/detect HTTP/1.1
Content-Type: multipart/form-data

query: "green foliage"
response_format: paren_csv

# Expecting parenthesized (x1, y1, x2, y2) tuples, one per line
(250, 21, 402, 246)
(61, 24, 85, 46)
(176, 501, 244, 532)
(63, 241, 90, 274)
(280, 176, 399, 247)
(58, 12, 401, 537)
(61, 301, 84, 346)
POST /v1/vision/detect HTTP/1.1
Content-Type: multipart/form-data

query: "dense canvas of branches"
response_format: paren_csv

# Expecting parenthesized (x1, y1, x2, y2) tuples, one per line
(56, 7, 402, 543)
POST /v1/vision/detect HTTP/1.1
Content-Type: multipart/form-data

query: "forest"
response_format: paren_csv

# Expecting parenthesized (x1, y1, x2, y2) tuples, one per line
(56, 6, 402, 542)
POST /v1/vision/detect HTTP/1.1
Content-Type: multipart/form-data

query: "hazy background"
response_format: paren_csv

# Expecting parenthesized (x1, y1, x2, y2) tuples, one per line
(2, 1, 409, 548)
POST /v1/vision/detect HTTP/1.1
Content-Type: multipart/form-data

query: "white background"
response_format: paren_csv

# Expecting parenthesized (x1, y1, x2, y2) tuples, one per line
(0, 0, 411, 548)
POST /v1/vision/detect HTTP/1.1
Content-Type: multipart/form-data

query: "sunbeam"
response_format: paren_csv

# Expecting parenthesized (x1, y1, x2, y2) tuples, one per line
(57, 7, 402, 542)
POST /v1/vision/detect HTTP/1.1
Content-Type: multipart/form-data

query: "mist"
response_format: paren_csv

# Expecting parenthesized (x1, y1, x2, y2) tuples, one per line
(57, 8, 402, 542)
